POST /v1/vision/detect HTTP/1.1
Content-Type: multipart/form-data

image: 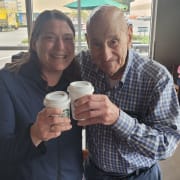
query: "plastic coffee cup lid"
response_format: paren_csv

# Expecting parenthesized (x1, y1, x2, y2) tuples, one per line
(44, 91, 70, 108)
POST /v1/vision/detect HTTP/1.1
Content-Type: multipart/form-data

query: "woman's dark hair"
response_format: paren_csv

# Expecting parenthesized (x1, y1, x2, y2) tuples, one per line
(29, 9, 75, 61)
(6, 9, 75, 72)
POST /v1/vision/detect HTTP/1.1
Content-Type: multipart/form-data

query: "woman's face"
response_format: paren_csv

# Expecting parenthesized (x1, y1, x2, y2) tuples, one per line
(33, 19, 75, 73)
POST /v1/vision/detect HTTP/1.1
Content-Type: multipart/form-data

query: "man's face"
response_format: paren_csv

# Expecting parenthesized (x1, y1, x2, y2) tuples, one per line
(86, 12, 131, 79)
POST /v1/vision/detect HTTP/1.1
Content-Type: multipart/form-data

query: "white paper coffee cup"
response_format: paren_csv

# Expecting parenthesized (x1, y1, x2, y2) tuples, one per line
(67, 81, 94, 120)
(43, 91, 70, 118)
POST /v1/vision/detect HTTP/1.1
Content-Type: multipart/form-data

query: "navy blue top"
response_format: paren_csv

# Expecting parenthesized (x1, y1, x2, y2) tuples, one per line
(0, 60, 83, 180)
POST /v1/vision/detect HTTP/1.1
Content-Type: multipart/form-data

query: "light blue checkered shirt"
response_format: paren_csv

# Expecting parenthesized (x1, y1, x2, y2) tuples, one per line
(77, 49, 180, 175)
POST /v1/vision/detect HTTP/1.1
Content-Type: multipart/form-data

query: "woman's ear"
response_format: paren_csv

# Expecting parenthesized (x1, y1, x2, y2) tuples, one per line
(127, 24, 133, 48)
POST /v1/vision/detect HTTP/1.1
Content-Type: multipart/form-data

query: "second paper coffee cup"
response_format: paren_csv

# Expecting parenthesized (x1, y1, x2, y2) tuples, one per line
(67, 81, 94, 120)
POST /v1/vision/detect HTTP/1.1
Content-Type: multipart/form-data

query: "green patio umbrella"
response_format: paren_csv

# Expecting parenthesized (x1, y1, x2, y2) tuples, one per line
(65, 0, 128, 10)
(65, 0, 127, 52)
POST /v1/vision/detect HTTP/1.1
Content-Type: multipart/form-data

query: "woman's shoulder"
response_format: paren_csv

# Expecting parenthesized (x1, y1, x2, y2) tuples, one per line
(0, 59, 27, 83)
(0, 66, 13, 78)
(0, 68, 17, 87)
(5, 58, 27, 70)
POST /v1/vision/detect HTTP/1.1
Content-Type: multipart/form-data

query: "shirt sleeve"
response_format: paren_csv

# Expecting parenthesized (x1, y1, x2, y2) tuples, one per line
(112, 75, 180, 160)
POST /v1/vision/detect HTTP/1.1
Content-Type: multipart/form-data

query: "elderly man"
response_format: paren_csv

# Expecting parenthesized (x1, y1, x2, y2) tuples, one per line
(75, 5, 180, 180)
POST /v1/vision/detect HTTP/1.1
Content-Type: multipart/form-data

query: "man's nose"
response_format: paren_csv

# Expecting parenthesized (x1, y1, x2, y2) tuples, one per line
(102, 44, 113, 61)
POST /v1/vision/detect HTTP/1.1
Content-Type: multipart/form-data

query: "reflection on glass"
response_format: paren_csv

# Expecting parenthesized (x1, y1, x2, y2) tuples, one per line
(33, 0, 152, 56)
(0, 0, 28, 45)
(0, 0, 152, 67)
(128, 0, 152, 56)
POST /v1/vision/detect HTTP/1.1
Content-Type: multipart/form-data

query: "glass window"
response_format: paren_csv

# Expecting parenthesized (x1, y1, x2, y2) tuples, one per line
(0, 0, 153, 68)
(33, 0, 152, 56)
(0, 0, 28, 67)
(128, 0, 152, 57)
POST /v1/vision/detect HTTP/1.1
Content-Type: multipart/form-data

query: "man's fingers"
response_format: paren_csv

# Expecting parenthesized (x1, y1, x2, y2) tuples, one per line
(75, 109, 102, 120)
(77, 117, 101, 126)
(74, 94, 107, 106)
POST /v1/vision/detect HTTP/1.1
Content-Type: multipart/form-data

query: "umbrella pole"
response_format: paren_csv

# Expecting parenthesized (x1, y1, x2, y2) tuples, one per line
(77, 0, 81, 52)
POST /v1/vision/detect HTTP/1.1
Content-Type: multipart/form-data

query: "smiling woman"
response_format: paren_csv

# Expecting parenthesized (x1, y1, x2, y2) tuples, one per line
(0, 10, 83, 180)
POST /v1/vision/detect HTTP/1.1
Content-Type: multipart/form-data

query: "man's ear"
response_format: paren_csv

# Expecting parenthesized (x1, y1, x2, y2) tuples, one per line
(85, 33, 90, 49)
(127, 24, 133, 48)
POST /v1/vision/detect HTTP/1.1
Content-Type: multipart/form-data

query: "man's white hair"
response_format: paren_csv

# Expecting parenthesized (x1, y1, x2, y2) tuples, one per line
(86, 5, 127, 33)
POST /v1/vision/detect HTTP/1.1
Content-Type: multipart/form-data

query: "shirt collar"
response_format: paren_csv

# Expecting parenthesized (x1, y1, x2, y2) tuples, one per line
(120, 49, 133, 84)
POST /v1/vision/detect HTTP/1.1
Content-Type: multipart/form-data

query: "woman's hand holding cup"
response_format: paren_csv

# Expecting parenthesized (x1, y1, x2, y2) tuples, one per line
(30, 91, 71, 146)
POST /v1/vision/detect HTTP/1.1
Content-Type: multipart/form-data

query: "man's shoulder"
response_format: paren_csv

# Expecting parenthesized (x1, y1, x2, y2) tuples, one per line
(76, 50, 95, 70)
(76, 50, 91, 62)
(144, 59, 171, 79)
(130, 51, 172, 82)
